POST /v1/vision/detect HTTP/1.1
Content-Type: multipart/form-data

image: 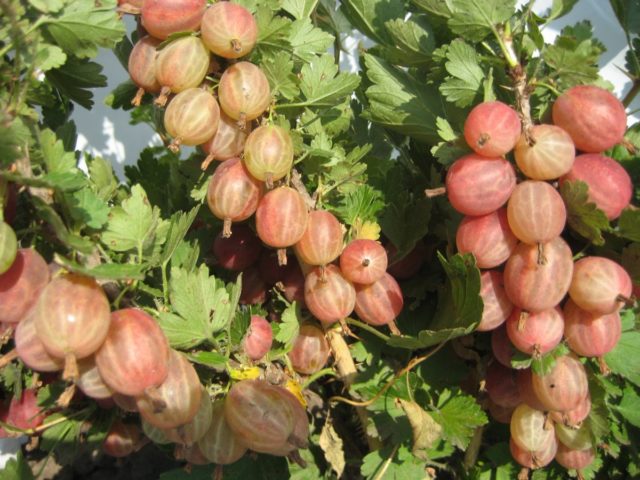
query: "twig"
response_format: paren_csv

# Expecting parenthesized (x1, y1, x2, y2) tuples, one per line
(329, 341, 448, 408)
(290, 169, 316, 209)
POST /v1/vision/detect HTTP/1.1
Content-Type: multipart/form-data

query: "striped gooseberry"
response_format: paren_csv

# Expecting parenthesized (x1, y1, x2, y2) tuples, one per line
(136, 350, 202, 429)
(288, 324, 330, 375)
(201, 112, 251, 169)
(34, 274, 110, 381)
(0, 221, 17, 275)
(294, 210, 344, 267)
(128, 36, 161, 106)
(164, 387, 213, 446)
(509, 435, 557, 470)
(507, 180, 567, 245)
(550, 394, 591, 428)
(201, 2, 257, 59)
(559, 154, 632, 220)
(213, 224, 262, 271)
(207, 157, 263, 237)
(224, 379, 297, 454)
(563, 299, 621, 358)
(552, 84, 626, 153)
(569, 256, 632, 315)
(506, 307, 565, 357)
(386, 241, 427, 280)
(154, 36, 210, 106)
(340, 239, 387, 285)
(354, 272, 403, 330)
(516, 369, 547, 412)
(198, 400, 247, 465)
(504, 237, 573, 312)
(485, 361, 522, 408)
(218, 62, 271, 128)
(514, 124, 575, 180)
(255, 187, 309, 265)
(141, 0, 206, 40)
(239, 266, 267, 305)
(491, 325, 518, 368)
(456, 208, 517, 269)
(554, 444, 595, 471)
(446, 155, 516, 216)
(96, 308, 170, 397)
(243, 125, 294, 187)
(510, 403, 555, 452)
(77, 357, 114, 400)
(243, 315, 273, 361)
(304, 264, 356, 325)
(14, 309, 63, 373)
(464, 101, 521, 157)
(531, 354, 588, 412)
(103, 421, 144, 458)
(0, 249, 49, 324)
(555, 422, 593, 451)
(164, 88, 220, 152)
(477, 270, 513, 332)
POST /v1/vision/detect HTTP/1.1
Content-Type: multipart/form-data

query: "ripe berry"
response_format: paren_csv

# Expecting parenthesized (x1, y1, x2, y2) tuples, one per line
(218, 62, 271, 128)
(141, 0, 206, 40)
(201, 2, 257, 59)
(288, 324, 330, 375)
(243, 315, 273, 361)
(464, 101, 521, 157)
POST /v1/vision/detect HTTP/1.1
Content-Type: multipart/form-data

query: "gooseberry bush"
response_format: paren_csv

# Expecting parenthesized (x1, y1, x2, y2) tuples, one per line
(0, 0, 639, 479)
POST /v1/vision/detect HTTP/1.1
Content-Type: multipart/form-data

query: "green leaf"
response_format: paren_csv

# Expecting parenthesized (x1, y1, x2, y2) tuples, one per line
(186, 351, 227, 370)
(44, 0, 125, 58)
(160, 206, 200, 266)
(87, 155, 118, 201)
(605, 330, 640, 386)
(159, 265, 237, 348)
(34, 44, 67, 72)
(104, 79, 139, 111)
(101, 184, 168, 256)
(361, 445, 430, 479)
(282, 0, 319, 19)
(288, 18, 334, 62)
(273, 302, 301, 351)
(261, 51, 300, 100)
(431, 389, 488, 450)
(40, 128, 77, 174)
(547, 0, 580, 20)
(411, 0, 453, 17)
(331, 184, 385, 226)
(560, 180, 610, 245)
(46, 56, 107, 109)
(0, 452, 34, 480)
(255, 7, 292, 56)
(615, 386, 640, 428)
(380, 197, 431, 258)
(531, 343, 570, 376)
(617, 208, 640, 242)
(65, 188, 110, 229)
(542, 21, 603, 88)
(448, 0, 516, 42)
(373, 15, 435, 67)
(158, 311, 209, 349)
(53, 254, 148, 280)
(609, 0, 640, 35)
(0, 170, 86, 193)
(0, 117, 31, 168)
(31, 197, 95, 254)
(439, 39, 484, 107)
(29, 0, 65, 13)
(363, 54, 445, 144)
(298, 54, 360, 107)
(340, 0, 404, 45)
(388, 253, 481, 349)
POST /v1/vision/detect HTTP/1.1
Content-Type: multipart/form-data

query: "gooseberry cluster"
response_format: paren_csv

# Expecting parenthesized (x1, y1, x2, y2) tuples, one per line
(449, 85, 633, 477)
